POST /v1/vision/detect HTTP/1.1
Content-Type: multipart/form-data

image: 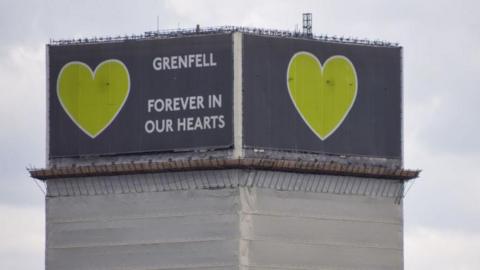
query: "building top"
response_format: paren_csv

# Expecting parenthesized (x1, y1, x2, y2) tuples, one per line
(44, 26, 406, 172)
(49, 25, 400, 48)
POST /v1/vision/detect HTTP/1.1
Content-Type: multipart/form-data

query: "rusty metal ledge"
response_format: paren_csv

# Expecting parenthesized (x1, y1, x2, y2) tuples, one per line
(28, 158, 420, 181)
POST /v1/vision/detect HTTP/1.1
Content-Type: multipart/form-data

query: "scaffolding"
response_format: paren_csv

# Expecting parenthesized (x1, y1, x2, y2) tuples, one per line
(302, 13, 312, 37)
(49, 25, 399, 48)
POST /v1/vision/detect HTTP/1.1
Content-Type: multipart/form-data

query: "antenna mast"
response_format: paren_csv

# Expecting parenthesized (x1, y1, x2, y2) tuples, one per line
(302, 13, 312, 38)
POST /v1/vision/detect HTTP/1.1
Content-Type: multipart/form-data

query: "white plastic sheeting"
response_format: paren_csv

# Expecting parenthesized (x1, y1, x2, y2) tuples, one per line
(46, 171, 403, 270)
(47, 189, 240, 270)
(239, 188, 402, 270)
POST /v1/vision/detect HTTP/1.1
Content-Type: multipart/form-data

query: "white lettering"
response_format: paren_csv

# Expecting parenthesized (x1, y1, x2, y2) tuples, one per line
(153, 53, 217, 71)
(145, 120, 155, 133)
(218, 115, 225, 128)
(147, 96, 205, 112)
(188, 54, 195, 67)
(211, 94, 222, 108)
(203, 54, 209, 67)
(163, 57, 170, 70)
(195, 54, 202, 67)
(176, 115, 226, 132)
(178, 55, 187, 69)
(145, 119, 174, 133)
(171, 56, 178, 69)
(210, 53, 217, 66)
(152, 57, 162, 70)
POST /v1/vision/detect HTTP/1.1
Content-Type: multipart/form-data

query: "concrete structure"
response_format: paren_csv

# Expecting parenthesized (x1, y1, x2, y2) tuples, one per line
(31, 27, 419, 270)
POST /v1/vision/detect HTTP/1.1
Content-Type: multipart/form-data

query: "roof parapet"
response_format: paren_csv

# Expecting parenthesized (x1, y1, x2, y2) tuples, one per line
(49, 25, 399, 48)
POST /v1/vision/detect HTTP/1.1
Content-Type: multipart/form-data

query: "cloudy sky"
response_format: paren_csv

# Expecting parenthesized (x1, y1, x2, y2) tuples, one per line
(1, 0, 479, 269)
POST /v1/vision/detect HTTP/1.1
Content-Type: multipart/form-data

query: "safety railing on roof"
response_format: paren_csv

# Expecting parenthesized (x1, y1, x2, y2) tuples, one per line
(49, 25, 399, 48)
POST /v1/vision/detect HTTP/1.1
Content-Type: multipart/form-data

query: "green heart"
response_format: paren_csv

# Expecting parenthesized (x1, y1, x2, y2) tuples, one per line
(287, 52, 357, 140)
(57, 60, 130, 138)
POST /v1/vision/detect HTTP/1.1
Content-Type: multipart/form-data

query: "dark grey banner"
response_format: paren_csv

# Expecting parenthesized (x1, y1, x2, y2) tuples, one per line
(243, 35, 402, 159)
(48, 34, 233, 158)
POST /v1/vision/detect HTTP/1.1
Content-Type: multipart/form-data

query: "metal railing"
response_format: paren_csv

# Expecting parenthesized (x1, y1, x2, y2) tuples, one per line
(49, 25, 399, 47)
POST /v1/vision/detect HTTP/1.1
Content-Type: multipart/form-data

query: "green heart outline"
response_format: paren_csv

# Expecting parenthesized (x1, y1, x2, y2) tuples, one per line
(286, 52, 358, 140)
(56, 59, 130, 138)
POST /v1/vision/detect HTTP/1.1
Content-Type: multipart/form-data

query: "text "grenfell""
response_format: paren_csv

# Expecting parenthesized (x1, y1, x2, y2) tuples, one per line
(153, 53, 217, 71)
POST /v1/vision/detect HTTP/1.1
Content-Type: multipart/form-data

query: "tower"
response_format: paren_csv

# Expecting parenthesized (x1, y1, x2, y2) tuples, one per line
(30, 27, 419, 270)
